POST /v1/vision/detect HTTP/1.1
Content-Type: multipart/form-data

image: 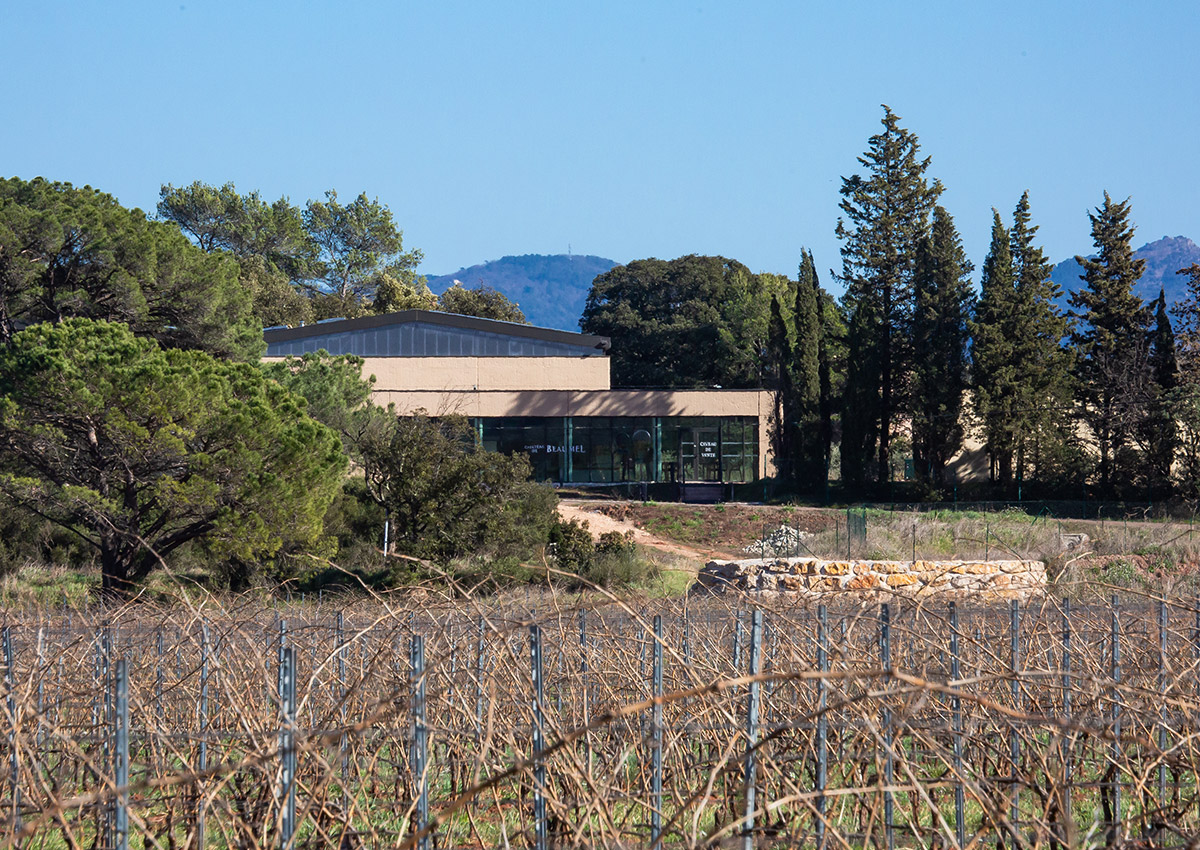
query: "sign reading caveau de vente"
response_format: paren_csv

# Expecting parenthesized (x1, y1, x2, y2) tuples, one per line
(523, 444, 586, 455)
(699, 440, 718, 458)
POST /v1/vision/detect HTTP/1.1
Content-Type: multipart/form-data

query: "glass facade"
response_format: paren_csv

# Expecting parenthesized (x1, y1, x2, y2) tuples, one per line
(476, 416, 759, 484)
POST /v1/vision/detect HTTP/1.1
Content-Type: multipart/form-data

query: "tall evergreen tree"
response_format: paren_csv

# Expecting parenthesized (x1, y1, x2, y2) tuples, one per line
(1145, 288, 1178, 495)
(807, 251, 836, 484)
(1008, 192, 1077, 491)
(970, 211, 1019, 485)
(766, 294, 797, 485)
(792, 252, 823, 485)
(911, 206, 973, 489)
(971, 197, 1077, 495)
(1068, 193, 1148, 495)
(836, 106, 941, 486)
(1169, 265, 1200, 494)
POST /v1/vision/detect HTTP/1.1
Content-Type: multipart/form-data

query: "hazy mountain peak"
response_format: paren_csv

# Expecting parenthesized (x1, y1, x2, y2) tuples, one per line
(425, 254, 617, 330)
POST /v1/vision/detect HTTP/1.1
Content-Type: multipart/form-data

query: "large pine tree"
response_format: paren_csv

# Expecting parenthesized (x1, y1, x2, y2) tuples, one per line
(911, 206, 973, 489)
(836, 106, 941, 487)
(1069, 193, 1149, 495)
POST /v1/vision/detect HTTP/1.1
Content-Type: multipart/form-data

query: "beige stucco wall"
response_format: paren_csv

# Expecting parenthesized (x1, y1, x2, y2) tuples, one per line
(365, 356, 610, 392)
(374, 388, 775, 478)
(263, 355, 610, 392)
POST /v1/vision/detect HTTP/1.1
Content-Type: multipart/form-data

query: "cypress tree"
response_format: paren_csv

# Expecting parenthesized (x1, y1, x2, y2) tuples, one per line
(836, 106, 941, 487)
(911, 206, 973, 490)
(1008, 192, 1076, 492)
(793, 251, 823, 485)
(970, 211, 1019, 486)
(1145, 288, 1178, 495)
(1069, 193, 1148, 495)
(766, 294, 796, 485)
(1169, 265, 1200, 493)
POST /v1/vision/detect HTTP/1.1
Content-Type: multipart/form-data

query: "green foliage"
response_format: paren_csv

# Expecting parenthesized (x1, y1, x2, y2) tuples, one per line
(0, 177, 263, 360)
(971, 195, 1078, 494)
(261, 351, 376, 441)
(547, 518, 655, 588)
(356, 411, 556, 564)
(0, 319, 346, 593)
(911, 205, 974, 488)
(303, 190, 424, 314)
(836, 106, 942, 486)
(437, 282, 528, 323)
(1069, 193, 1150, 495)
(581, 255, 789, 388)
(767, 250, 827, 491)
(1144, 288, 1179, 493)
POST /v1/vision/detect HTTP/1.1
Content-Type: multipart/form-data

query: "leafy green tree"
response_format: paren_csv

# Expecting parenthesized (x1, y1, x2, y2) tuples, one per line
(303, 190, 423, 315)
(438, 282, 527, 323)
(1069, 193, 1148, 494)
(0, 177, 263, 359)
(581, 255, 787, 388)
(158, 181, 316, 329)
(372, 270, 438, 313)
(911, 205, 973, 489)
(157, 181, 314, 276)
(261, 351, 376, 440)
(0, 320, 346, 594)
(836, 106, 941, 486)
(356, 411, 556, 563)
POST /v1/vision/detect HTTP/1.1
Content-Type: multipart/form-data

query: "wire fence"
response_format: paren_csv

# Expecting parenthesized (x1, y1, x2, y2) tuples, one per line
(3, 587, 1200, 849)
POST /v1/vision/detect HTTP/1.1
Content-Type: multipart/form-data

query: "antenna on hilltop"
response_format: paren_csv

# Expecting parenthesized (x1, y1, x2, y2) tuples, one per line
(568, 243, 572, 258)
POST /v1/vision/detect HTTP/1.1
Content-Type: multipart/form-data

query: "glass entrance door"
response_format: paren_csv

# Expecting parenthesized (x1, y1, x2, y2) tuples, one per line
(680, 427, 722, 481)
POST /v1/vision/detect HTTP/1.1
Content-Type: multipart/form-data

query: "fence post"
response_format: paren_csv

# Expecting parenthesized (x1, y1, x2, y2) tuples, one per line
(279, 645, 297, 850)
(197, 624, 210, 850)
(1010, 599, 1021, 833)
(949, 603, 964, 849)
(1061, 594, 1073, 846)
(733, 609, 743, 674)
(3, 627, 18, 840)
(112, 657, 129, 850)
(410, 633, 429, 850)
(816, 604, 828, 850)
(530, 624, 547, 850)
(1157, 598, 1168, 845)
(880, 604, 894, 850)
(475, 615, 486, 739)
(742, 608, 763, 850)
(1110, 595, 1121, 839)
(651, 614, 663, 849)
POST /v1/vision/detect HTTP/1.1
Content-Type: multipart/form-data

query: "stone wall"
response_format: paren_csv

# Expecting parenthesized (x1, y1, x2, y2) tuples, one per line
(694, 556, 1046, 602)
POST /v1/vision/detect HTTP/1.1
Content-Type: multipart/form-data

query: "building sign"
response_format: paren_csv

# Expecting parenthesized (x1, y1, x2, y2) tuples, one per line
(524, 444, 585, 454)
(699, 439, 718, 459)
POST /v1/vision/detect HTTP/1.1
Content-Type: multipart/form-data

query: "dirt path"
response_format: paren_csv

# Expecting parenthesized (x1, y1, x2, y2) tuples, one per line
(556, 500, 718, 570)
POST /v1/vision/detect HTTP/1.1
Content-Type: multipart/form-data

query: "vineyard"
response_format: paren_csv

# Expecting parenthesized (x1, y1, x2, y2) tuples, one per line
(2, 587, 1200, 849)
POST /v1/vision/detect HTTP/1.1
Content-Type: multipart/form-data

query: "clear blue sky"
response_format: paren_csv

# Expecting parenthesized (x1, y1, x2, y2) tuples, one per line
(4, 1, 1198, 293)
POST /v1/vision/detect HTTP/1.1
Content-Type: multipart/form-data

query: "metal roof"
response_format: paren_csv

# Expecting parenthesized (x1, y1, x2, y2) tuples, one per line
(263, 310, 610, 358)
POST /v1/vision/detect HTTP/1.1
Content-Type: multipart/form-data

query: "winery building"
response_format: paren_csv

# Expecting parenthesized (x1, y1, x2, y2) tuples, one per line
(264, 310, 773, 492)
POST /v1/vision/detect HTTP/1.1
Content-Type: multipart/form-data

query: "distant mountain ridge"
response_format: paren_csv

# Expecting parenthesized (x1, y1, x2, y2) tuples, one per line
(425, 254, 617, 331)
(1052, 235, 1200, 315)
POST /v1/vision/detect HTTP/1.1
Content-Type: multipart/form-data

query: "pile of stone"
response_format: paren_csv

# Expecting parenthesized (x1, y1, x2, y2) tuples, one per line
(742, 525, 812, 559)
(694, 555, 1046, 602)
